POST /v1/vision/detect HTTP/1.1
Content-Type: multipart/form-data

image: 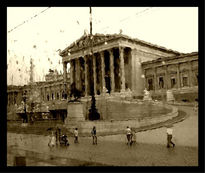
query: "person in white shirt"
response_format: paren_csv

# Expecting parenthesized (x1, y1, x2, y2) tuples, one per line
(126, 126, 132, 145)
(166, 124, 175, 148)
(74, 128, 79, 143)
(48, 131, 56, 149)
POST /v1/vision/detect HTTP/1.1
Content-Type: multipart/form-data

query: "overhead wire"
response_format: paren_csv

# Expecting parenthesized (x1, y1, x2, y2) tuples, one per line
(8, 7, 51, 33)
(100, 7, 153, 33)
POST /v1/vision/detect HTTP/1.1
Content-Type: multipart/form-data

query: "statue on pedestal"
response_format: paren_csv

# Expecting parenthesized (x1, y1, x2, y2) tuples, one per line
(69, 82, 82, 102)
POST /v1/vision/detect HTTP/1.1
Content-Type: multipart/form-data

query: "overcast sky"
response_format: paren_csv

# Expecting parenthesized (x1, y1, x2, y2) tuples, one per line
(7, 7, 198, 86)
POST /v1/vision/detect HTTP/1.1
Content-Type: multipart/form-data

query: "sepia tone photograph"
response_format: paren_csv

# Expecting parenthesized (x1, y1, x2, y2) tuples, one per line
(7, 7, 198, 166)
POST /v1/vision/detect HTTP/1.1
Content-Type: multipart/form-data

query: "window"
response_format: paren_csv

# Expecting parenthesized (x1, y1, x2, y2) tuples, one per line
(57, 93, 59, 100)
(47, 94, 49, 101)
(182, 76, 188, 87)
(171, 77, 176, 88)
(159, 77, 164, 89)
(62, 91, 65, 99)
(148, 78, 153, 90)
(52, 93, 54, 100)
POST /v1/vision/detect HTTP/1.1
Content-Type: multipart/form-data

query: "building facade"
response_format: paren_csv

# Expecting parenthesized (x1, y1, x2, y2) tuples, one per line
(142, 52, 198, 101)
(7, 70, 70, 121)
(60, 33, 181, 97)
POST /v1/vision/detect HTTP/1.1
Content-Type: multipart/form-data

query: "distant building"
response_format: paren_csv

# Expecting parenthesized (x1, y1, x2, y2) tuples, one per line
(7, 70, 70, 121)
(142, 52, 198, 101)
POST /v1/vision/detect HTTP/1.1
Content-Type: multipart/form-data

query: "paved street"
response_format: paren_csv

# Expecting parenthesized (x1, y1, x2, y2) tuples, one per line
(7, 105, 198, 166)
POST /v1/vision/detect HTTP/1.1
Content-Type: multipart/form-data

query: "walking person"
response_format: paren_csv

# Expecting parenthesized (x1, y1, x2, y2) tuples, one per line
(74, 128, 79, 143)
(48, 131, 56, 149)
(126, 126, 132, 145)
(130, 129, 137, 146)
(55, 127, 60, 146)
(91, 126, 97, 145)
(166, 124, 175, 148)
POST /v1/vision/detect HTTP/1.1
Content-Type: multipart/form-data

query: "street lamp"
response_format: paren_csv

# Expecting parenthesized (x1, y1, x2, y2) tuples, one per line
(88, 7, 100, 121)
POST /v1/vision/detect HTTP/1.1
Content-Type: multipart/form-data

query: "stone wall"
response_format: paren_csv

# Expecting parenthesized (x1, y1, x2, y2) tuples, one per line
(79, 96, 173, 121)
(65, 104, 177, 135)
(65, 96, 177, 135)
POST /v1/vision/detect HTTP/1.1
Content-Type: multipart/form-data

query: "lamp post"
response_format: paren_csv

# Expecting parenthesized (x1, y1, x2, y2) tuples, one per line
(88, 7, 100, 120)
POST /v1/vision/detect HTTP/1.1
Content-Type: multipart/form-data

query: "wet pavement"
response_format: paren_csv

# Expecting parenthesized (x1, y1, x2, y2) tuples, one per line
(7, 105, 198, 166)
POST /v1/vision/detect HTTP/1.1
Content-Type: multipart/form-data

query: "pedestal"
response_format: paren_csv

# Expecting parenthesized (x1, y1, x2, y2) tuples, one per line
(65, 102, 85, 123)
(166, 90, 175, 102)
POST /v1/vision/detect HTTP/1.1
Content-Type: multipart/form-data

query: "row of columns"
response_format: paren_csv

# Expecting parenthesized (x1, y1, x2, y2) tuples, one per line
(64, 47, 126, 97)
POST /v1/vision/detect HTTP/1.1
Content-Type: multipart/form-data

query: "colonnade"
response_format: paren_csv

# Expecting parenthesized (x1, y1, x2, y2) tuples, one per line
(63, 47, 129, 97)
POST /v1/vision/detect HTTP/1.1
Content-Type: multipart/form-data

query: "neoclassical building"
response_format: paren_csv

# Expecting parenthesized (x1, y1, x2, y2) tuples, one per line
(142, 52, 198, 101)
(60, 33, 182, 97)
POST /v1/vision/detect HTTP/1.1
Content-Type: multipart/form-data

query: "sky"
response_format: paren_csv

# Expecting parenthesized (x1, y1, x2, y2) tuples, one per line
(7, 7, 198, 86)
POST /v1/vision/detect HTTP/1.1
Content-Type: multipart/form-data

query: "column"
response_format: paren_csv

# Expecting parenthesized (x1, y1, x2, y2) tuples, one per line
(177, 63, 181, 88)
(154, 67, 157, 91)
(63, 62, 67, 98)
(69, 60, 74, 98)
(108, 49, 115, 93)
(13, 92, 15, 105)
(60, 85, 62, 100)
(84, 56, 88, 96)
(44, 87, 46, 101)
(100, 51, 106, 93)
(188, 61, 193, 87)
(164, 65, 168, 89)
(75, 58, 80, 90)
(49, 86, 52, 101)
(93, 54, 97, 95)
(144, 70, 147, 89)
(119, 47, 125, 92)
(70, 60, 74, 85)
(131, 49, 136, 91)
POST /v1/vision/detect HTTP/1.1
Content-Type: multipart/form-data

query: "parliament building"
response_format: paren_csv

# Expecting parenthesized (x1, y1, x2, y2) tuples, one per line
(60, 33, 198, 100)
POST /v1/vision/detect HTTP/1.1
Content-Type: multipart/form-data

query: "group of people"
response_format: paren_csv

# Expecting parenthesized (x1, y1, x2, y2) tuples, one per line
(126, 125, 175, 148)
(48, 126, 98, 148)
(48, 129, 69, 148)
(126, 126, 137, 146)
(48, 124, 175, 149)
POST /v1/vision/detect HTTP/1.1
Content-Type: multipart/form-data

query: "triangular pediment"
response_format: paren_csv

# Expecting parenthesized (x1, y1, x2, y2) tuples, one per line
(60, 33, 182, 56)
(60, 34, 119, 55)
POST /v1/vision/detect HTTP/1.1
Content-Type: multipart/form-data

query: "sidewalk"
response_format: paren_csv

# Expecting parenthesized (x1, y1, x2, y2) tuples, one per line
(7, 105, 198, 166)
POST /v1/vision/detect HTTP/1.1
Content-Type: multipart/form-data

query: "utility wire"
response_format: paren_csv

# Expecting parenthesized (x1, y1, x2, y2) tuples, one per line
(100, 7, 153, 32)
(8, 7, 51, 33)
